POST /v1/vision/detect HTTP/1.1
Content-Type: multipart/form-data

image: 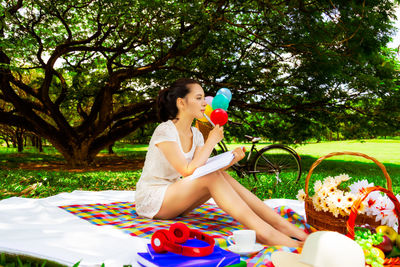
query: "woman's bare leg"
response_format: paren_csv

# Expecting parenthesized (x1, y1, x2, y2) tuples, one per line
(220, 171, 308, 241)
(154, 170, 301, 247)
(181, 193, 211, 216)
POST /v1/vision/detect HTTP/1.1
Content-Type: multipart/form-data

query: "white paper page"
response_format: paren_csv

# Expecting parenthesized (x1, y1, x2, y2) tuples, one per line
(186, 150, 234, 180)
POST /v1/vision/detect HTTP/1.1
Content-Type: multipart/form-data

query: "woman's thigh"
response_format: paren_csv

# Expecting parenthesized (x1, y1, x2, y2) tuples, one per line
(154, 173, 216, 219)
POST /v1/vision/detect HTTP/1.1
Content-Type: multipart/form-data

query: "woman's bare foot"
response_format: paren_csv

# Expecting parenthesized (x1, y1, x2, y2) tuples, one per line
(256, 228, 304, 247)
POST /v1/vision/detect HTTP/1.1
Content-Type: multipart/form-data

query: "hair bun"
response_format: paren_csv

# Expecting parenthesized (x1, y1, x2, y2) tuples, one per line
(156, 78, 200, 122)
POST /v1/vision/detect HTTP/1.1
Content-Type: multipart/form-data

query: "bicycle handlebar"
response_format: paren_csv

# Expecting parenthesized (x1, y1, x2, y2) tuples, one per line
(228, 120, 242, 126)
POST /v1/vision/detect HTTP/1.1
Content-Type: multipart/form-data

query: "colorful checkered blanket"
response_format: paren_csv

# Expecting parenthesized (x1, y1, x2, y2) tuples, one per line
(60, 202, 314, 266)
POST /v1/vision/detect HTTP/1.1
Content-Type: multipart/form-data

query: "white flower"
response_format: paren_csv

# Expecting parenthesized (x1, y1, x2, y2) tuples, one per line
(369, 194, 398, 228)
(312, 195, 323, 211)
(328, 191, 345, 206)
(349, 180, 374, 195)
(314, 180, 323, 193)
(323, 176, 336, 187)
(297, 189, 306, 202)
(336, 174, 351, 182)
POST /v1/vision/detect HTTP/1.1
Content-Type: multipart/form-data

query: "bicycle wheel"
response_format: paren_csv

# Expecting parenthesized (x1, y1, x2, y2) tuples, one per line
(252, 144, 301, 184)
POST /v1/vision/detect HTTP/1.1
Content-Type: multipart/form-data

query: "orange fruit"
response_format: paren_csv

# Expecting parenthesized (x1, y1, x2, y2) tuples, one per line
(370, 247, 385, 260)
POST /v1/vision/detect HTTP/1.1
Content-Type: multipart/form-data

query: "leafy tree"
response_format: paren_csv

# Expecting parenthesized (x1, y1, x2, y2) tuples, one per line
(1, 0, 399, 166)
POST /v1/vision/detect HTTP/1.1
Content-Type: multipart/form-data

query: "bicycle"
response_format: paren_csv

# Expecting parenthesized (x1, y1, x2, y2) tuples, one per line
(195, 121, 302, 185)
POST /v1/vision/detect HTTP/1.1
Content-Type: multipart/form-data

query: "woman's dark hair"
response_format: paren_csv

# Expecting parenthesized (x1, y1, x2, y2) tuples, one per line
(157, 78, 201, 122)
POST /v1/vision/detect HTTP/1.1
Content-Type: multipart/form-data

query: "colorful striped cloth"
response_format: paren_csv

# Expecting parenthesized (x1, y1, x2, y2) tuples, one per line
(60, 202, 315, 266)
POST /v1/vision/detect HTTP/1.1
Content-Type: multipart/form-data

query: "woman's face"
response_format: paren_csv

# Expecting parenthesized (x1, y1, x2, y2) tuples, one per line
(178, 83, 207, 120)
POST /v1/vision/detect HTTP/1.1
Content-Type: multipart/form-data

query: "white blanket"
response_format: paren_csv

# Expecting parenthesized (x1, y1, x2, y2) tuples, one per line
(0, 190, 304, 266)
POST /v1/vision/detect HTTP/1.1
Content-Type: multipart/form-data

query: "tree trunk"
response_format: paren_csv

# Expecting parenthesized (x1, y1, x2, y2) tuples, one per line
(108, 143, 114, 154)
(38, 137, 43, 152)
(54, 141, 94, 168)
(30, 135, 37, 147)
(17, 135, 23, 152)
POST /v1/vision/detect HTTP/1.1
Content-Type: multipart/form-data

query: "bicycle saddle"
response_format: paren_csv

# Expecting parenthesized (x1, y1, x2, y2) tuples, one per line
(244, 135, 261, 143)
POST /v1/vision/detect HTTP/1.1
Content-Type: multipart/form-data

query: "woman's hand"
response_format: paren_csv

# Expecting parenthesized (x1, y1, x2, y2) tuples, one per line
(221, 147, 246, 171)
(231, 146, 246, 164)
(207, 125, 224, 145)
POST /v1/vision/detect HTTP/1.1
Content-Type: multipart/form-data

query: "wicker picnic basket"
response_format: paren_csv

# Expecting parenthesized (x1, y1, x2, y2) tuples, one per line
(346, 186, 400, 266)
(304, 151, 393, 234)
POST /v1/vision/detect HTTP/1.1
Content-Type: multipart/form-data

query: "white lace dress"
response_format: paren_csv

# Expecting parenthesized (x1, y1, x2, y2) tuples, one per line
(135, 120, 204, 218)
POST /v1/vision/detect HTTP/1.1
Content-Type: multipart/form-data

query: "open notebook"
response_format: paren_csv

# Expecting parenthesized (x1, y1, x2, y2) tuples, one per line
(185, 150, 234, 180)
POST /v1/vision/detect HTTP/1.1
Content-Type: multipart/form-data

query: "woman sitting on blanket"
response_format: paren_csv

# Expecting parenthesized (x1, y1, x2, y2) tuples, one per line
(135, 78, 308, 247)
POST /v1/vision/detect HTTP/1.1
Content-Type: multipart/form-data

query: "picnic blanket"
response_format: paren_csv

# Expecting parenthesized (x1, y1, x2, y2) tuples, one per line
(0, 190, 309, 266)
(60, 201, 315, 266)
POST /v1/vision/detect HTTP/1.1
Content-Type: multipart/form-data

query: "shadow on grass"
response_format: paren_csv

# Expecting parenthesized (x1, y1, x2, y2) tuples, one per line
(0, 152, 63, 168)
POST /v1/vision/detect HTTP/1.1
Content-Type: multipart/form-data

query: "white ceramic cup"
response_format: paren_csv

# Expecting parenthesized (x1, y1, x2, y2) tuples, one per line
(227, 230, 256, 250)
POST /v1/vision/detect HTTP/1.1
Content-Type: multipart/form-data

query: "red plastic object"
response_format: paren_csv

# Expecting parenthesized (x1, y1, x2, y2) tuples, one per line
(210, 108, 228, 126)
(151, 222, 215, 257)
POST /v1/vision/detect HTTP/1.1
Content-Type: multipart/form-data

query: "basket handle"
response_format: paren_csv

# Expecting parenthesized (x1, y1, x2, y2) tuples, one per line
(346, 186, 400, 239)
(305, 151, 392, 197)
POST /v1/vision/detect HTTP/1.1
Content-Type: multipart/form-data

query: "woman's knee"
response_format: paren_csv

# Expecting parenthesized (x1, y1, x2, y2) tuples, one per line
(204, 170, 225, 182)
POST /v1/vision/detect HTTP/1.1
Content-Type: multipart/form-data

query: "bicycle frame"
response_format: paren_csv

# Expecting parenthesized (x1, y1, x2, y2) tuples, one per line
(216, 140, 287, 176)
(216, 140, 263, 173)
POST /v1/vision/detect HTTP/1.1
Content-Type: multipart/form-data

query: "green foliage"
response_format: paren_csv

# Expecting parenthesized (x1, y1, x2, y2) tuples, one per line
(1, 0, 400, 166)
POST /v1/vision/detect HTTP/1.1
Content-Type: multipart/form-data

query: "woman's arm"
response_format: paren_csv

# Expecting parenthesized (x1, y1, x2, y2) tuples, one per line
(156, 125, 224, 177)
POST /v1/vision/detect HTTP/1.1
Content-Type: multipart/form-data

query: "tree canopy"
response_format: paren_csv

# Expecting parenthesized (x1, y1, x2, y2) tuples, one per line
(1, 0, 399, 166)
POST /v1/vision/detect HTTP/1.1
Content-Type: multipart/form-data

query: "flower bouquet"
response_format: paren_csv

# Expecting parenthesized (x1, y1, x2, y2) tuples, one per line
(299, 151, 397, 234)
(297, 176, 400, 232)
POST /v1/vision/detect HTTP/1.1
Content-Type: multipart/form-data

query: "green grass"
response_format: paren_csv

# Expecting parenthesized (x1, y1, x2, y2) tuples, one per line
(0, 252, 67, 267)
(2, 139, 400, 200)
(0, 170, 140, 199)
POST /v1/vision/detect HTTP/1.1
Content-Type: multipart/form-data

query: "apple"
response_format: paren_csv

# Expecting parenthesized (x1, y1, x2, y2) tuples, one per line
(376, 225, 398, 244)
(374, 235, 393, 254)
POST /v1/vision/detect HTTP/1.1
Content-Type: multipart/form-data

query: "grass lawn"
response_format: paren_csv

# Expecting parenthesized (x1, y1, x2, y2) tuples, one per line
(1, 139, 400, 201)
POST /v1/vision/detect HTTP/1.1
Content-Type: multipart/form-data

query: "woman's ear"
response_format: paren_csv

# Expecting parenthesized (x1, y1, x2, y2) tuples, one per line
(176, 97, 185, 109)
